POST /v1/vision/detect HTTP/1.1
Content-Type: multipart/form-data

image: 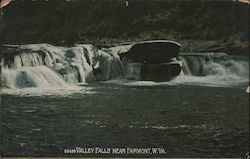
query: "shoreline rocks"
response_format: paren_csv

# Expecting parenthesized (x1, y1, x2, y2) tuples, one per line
(179, 32, 249, 56)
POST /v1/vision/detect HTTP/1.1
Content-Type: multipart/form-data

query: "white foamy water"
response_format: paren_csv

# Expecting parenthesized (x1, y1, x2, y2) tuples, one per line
(171, 55, 249, 87)
(0, 85, 96, 97)
(125, 71, 248, 88)
(1, 66, 67, 89)
(1, 43, 248, 90)
(125, 54, 249, 87)
(1, 44, 124, 90)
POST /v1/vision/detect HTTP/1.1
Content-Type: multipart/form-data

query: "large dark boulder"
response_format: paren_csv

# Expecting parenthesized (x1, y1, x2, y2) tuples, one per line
(141, 63, 182, 82)
(118, 40, 182, 82)
(120, 40, 181, 64)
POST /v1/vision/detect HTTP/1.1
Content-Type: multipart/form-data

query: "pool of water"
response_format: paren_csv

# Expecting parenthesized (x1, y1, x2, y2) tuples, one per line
(0, 83, 249, 157)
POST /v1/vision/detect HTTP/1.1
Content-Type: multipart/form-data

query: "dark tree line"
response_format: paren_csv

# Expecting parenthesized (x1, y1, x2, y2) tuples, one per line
(1, 0, 249, 45)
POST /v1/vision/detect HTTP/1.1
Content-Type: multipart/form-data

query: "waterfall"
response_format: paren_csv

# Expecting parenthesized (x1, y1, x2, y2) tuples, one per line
(1, 44, 124, 89)
(181, 53, 249, 79)
(1, 66, 67, 89)
(122, 59, 142, 80)
(172, 53, 249, 86)
(124, 53, 248, 87)
(1, 43, 248, 89)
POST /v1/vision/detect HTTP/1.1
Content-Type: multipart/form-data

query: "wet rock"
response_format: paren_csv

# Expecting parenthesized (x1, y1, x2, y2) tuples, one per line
(121, 40, 181, 64)
(141, 62, 182, 82)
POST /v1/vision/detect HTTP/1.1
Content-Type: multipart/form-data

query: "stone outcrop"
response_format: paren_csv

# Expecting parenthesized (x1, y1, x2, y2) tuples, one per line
(121, 40, 181, 64)
(180, 33, 249, 56)
(111, 40, 183, 81)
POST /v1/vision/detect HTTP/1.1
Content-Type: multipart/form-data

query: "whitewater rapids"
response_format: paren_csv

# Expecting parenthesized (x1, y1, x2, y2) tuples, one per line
(0, 44, 249, 92)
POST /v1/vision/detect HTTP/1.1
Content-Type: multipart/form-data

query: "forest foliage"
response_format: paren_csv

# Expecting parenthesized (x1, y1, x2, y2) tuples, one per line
(2, 0, 249, 45)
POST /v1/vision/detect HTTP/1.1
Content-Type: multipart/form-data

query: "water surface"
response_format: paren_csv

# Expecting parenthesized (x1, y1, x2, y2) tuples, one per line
(1, 83, 249, 158)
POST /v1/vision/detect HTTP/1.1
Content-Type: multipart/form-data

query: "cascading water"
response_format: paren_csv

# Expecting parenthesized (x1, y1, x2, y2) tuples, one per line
(1, 66, 67, 89)
(123, 52, 249, 87)
(173, 53, 249, 86)
(1, 44, 249, 89)
(122, 59, 142, 80)
(181, 53, 249, 78)
(0, 44, 124, 89)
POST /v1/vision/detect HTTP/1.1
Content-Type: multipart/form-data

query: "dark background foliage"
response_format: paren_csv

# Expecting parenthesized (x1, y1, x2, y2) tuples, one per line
(1, 0, 249, 45)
